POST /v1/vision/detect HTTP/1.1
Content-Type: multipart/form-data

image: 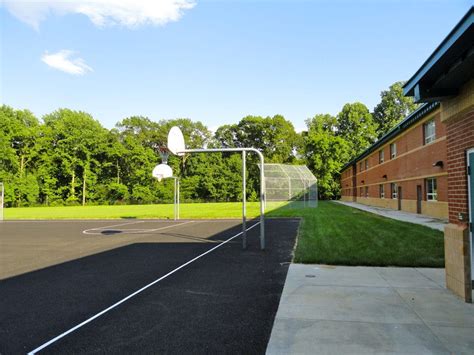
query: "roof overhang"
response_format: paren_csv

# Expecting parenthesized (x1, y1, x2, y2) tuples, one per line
(403, 7, 474, 102)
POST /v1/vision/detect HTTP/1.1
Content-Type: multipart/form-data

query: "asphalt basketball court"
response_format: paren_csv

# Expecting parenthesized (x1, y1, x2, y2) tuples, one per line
(0, 218, 299, 353)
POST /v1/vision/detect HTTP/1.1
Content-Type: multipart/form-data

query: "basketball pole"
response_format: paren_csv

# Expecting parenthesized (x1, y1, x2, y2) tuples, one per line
(242, 151, 247, 249)
(177, 179, 180, 220)
(179, 148, 265, 250)
(174, 178, 177, 221)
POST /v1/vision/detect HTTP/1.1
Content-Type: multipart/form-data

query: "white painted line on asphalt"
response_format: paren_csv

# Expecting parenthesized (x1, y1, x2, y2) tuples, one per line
(28, 221, 260, 354)
(82, 220, 145, 234)
(82, 220, 193, 235)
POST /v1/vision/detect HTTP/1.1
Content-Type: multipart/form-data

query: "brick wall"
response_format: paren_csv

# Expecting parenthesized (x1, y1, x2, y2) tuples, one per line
(339, 110, 449, 219)
(446, 109, 474, 224)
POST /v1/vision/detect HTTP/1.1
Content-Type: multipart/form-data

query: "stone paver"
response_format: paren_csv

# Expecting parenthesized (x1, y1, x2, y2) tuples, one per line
(334, 200, 447, 231)
(267, 264, 474, 355)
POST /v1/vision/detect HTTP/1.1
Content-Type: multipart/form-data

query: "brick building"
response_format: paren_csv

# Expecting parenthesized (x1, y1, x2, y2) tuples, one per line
(403, 8, 473, 302)
(340, 102, 448, 220)
(340, 8, 473, 302)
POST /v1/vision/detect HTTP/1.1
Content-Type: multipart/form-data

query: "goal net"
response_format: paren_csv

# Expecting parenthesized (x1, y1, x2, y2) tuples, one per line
(264, 164, 318, 208)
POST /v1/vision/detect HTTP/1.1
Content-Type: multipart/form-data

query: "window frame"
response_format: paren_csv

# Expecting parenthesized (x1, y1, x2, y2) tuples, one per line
(426, 178, 438, 201)
(391, 183, 398, 199)
(379, 184, 385, 199)
(379, 150, 384, 164)
(390, 143, 397, 159)
(424, 119, 436, 145)
(365, 159, 369, 170)
(365, 186, 369, 197)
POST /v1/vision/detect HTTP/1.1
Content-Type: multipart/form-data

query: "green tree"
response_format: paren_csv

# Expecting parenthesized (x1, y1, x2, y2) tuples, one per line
(116, 116, 165, 149)
(42, 109, 110, 205)
(161, 118, 212, 149)
(336, 102, 377, 158)
(181, 152, 244, 202)
(304, 114, 350, 199)
(0, 105, 41, 206)
(107, 183, 130, 204)
(373, 81, 419, 138)
(214, 115, 299, 163)
(214, 124, 237, 148)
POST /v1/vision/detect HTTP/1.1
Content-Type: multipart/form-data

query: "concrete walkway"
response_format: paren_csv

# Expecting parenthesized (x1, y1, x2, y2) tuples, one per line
(334, 200, 447, 231)
(267, 264, 474, 354)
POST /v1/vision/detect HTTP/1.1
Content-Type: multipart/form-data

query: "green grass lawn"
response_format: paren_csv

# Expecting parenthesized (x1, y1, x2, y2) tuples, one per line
(4, 202, 272, 220)
(4, 200, 444, 267)
(269, 201, 444, 267)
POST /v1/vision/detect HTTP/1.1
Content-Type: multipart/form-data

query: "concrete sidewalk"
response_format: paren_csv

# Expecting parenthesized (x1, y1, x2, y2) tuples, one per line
(334, 200, 447, 231)
(267, 264, 474, 354)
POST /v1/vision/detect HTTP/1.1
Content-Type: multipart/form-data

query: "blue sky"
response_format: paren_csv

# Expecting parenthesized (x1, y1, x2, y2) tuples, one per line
(0, 1, 471, 131)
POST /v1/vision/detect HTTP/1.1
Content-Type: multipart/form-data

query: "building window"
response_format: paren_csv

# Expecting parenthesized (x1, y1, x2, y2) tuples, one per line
(426, 178, 437, 201)
(391, 183, 398, 199)
(365, 159, 369, 170)
(365, 186, 369, 197)
(379, 150, 384, 163)
(390, 143, 397, 159)
(359, 162, 363, 172)
(360, 187, 363, 197)
(424, 119, 436, 144)
(379, 184, 385, 198)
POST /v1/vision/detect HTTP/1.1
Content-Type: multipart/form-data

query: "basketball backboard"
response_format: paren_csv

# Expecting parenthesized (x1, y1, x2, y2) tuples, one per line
(152, 164, 173, 182)
(167, 126, 185, 156)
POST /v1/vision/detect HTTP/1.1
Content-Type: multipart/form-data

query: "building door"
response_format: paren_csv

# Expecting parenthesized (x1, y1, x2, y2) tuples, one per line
(417, 185, 422, 214)
(398, 186, 402, 211)
(467, 148, 474, 283)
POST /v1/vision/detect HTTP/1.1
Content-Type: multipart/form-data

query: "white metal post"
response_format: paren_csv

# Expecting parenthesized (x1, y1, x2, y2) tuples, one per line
(259, 154, 265, 249)
(177, 179, 180, 220)
(304, 180, 307, 208)
(242, 151, 247, 249)
(174, 178, 177, 221)
(181, 148, 265, 250)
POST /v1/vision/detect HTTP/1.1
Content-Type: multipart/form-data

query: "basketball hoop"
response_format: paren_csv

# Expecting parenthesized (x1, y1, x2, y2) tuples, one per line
(157, 146, 170, 164)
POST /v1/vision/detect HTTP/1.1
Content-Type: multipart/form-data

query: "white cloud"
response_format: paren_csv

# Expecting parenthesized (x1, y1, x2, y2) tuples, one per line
(41, 50, 93, 75)
(2, 0, 196, 30)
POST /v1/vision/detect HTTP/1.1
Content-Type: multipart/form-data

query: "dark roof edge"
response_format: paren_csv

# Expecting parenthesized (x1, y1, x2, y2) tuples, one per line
(403, 6, 474, 95)
(340, 101, 440, 172)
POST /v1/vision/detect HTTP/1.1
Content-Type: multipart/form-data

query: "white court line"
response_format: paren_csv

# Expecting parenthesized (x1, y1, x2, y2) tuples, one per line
(4, 220, 183, 224)
(28, 222, 260, 354)
(82, 220, 144, 234)
(82, 221, 193, 235)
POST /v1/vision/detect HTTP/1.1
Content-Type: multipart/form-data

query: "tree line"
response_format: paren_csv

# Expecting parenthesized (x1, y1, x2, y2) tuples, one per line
(0, 81, 417, 207)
